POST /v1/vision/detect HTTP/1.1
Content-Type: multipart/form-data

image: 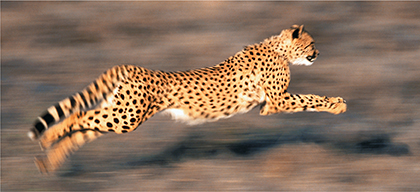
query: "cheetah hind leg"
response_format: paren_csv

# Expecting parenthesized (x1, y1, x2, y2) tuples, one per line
(35, 107, 155, 173)
(37, 111, 86, 151)
(35, 129, 102, 174)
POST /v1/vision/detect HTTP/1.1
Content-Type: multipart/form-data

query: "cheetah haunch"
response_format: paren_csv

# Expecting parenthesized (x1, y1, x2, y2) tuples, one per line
(28, 25, 346, 173)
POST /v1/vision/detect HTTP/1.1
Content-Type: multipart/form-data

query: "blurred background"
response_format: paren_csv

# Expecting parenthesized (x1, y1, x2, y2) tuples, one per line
(2, 1, 420, 191)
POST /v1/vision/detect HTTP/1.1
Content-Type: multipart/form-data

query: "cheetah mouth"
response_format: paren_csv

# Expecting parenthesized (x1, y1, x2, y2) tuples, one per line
(306, 56, 316, 62)
(291, 58, 314, 66)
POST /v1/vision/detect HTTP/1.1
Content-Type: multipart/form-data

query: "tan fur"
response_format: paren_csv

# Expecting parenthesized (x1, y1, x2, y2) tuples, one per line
(29, 25, 346, 173)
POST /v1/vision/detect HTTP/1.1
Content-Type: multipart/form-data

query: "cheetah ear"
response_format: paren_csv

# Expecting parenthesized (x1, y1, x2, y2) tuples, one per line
(292, 25, 304, 39)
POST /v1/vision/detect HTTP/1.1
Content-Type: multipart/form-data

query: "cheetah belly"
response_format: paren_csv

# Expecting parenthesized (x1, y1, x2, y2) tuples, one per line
(161, 106, 252, 126)
(161, 108, 209, 125)
(161, 87, 266, 125)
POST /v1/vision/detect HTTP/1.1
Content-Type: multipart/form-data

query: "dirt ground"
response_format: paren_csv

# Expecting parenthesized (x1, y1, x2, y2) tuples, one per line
(2, 2, 420, 191)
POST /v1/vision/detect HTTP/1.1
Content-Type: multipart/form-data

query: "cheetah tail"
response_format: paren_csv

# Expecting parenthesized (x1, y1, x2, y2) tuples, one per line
(34, 129, 103, 174)
(28, 65, 130, 140)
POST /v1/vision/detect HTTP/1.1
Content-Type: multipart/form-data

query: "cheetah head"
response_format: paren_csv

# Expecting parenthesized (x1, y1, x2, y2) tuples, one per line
(276, 25, 320, 66)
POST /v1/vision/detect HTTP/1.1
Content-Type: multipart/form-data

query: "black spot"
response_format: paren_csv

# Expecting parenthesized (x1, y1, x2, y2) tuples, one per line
(103, 114, 108, 118)
(130, 118, 136, 123)
(122, 125, 130, 129)
(114, 118, 119, 124)
(106, 122, 113, 127)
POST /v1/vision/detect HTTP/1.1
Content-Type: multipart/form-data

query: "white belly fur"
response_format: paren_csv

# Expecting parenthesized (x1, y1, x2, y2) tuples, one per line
(160, 108, 208, 125)
(161, 87, 267, 125)
(160, 106, 253, 126)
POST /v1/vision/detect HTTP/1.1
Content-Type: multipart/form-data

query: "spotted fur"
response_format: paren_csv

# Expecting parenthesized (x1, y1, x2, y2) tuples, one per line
(29, 25, 346, 173)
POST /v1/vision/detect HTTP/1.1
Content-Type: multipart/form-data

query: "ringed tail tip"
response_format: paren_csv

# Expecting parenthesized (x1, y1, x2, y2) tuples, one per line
(27, 129, 38, 141)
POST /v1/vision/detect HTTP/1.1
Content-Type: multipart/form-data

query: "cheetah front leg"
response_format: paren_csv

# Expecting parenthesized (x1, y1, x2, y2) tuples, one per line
(260, 92, 346, 115)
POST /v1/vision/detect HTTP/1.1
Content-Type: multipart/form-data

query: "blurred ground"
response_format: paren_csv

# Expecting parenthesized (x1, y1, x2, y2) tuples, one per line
(2, 1, 420, 191)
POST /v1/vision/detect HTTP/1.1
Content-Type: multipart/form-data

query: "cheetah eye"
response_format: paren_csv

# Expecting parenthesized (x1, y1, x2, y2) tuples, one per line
(304, 42, 314, 50)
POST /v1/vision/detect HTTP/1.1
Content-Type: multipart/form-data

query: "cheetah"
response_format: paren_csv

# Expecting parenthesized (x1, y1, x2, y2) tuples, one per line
(28, 25, 346, 173)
